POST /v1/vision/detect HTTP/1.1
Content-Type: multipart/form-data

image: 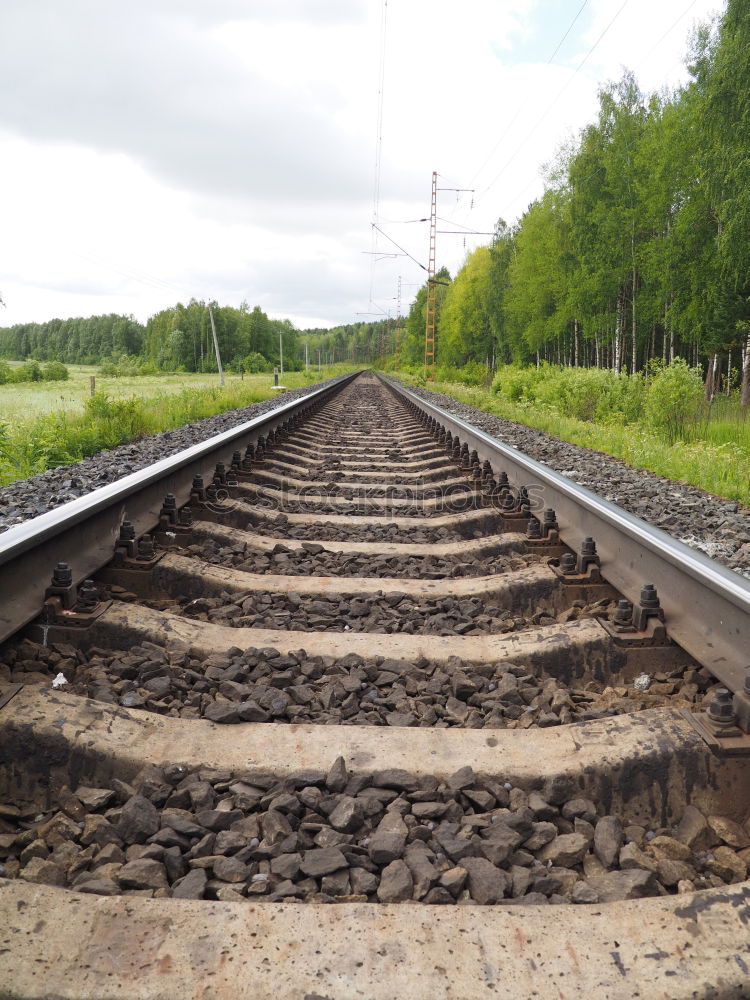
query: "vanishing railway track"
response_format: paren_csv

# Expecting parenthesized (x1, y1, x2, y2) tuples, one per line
(0, 371, 749, 999)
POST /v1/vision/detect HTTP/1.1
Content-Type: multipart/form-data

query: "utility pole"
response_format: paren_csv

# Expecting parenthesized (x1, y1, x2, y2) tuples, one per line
(424, 171, 438, 381)
(395, 275, 402, 368)
(279, 331, 284, 378)
(207, 304, 225, 387)
(424, 171, 475, 380)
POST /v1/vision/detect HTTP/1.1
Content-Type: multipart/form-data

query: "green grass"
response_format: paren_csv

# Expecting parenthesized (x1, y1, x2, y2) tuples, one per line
(395, 372, 750, 506)
(0, 363, 347, 423)
(0, 364, 357, 486)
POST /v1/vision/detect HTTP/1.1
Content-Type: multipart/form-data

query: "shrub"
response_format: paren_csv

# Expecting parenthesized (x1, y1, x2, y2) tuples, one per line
(492, 364, 545, 401)
(0, 361, 12, 384)
(41, 361, 69, 381)
(241, 352, 272, 374)
(84, 393, 149, 445)
(435, 361, 489, 386)
(14, 360, 43, 383)
(644, 358, 704, 443)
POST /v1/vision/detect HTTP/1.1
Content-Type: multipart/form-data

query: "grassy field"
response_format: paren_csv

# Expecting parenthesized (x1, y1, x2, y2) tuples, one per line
(0, 363, 357, 485)
(394, 372, 750, 506)
(0, 363, 335, 423)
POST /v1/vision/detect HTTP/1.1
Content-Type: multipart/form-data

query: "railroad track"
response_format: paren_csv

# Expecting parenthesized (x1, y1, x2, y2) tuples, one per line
(0, 370, 749, 999)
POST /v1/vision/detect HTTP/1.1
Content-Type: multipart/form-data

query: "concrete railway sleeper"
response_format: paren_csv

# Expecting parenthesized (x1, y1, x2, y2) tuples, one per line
(0, 371, 748, 999)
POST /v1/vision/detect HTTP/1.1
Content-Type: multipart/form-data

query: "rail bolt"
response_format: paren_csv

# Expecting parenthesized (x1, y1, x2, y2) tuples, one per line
(612, 599, 633, 627)
(707, 687, 738, 727)
(631, 582, 666, 630)
(119, 521, 136, 542)
(526, 519, 542, 540)
(137, 535, 156, 560)
(543, 508, 559, 533)
(577, 536, 600, 574)
(76, 579, 99, 611)
(51, 562, 73, 588)
(559, 552, 577, 575)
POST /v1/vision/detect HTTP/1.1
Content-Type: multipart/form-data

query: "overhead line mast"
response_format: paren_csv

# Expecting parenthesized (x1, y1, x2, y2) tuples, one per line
(395, 275, 402, 367)
(424, 171, 438, 380)
(424, 171, 474, 381)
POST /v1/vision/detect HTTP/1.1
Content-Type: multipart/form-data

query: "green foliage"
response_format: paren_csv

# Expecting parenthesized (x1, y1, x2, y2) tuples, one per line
(435, 361, 489, 386)
(41, 361, 69, 381)
(239, 351, 272, 373)
(491, 363, 647, 424)
(0, 421, 64, 483)
(491, 365, 546, 402)
(396, 368, 750, 504)
(17, 360, 43, 382)
(0, 361, 11, 384)
(643, 358, 704, 443)
(83, 393, 150, 447)
(0, 313, 145, 364)
(98, 354, 148, 377)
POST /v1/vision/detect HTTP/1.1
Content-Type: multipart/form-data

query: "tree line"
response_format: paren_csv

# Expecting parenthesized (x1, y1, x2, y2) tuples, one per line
(396, 0, 750, 405)
(0, 299, 394, 374)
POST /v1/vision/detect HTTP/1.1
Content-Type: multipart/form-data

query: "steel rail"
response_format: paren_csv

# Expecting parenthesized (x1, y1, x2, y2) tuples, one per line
(0, 372, 361, 644)
(381, 375, 750, 693)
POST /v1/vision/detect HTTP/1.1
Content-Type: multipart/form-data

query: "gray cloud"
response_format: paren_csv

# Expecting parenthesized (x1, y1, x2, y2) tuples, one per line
(0, 1, 371, 208)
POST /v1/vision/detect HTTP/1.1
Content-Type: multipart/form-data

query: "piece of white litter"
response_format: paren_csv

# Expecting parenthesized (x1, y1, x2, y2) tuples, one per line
(633, 673, 651, 691)
(51, 673, 68, 689)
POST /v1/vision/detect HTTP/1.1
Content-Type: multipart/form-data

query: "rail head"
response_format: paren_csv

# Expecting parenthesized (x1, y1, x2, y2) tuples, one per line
(380, 374, 750, 692)
(0, 371, 361, 643)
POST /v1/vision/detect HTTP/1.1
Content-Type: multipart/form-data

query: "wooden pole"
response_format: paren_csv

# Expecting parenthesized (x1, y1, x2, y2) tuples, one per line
(207, 305, 225, 387)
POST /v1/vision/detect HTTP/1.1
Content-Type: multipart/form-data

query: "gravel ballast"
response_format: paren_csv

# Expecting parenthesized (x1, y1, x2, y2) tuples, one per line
(182, 537, 540, 580)
(1, 637, 709, 729)
(2, 757, 747, 905)
(147, 586, 615, 636)
(244, 514, 468, 545)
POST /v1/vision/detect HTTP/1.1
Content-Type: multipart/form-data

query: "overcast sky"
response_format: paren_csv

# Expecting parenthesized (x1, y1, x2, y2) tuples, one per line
(0, 0, 724, 331)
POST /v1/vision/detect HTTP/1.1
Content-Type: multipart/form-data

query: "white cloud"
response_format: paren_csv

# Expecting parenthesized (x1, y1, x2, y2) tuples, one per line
(0, 0, 727, 330)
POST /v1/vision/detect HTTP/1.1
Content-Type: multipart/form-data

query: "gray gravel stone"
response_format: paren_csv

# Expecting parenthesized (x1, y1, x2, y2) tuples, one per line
(462, 857, 509, 904)
(593, 816, 623, 869)
(377, 860, 413, 903)
(117, 859, 168, 890)
(300, 847, 348, 878)
(116, 795, 160, 844)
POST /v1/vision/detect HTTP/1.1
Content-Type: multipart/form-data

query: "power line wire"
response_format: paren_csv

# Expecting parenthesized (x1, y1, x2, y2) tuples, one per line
(475, 0, 631, 209)
(496, 0, 705, 223)
(372, 224, 427, 272)
(463, 0, 590, 198)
